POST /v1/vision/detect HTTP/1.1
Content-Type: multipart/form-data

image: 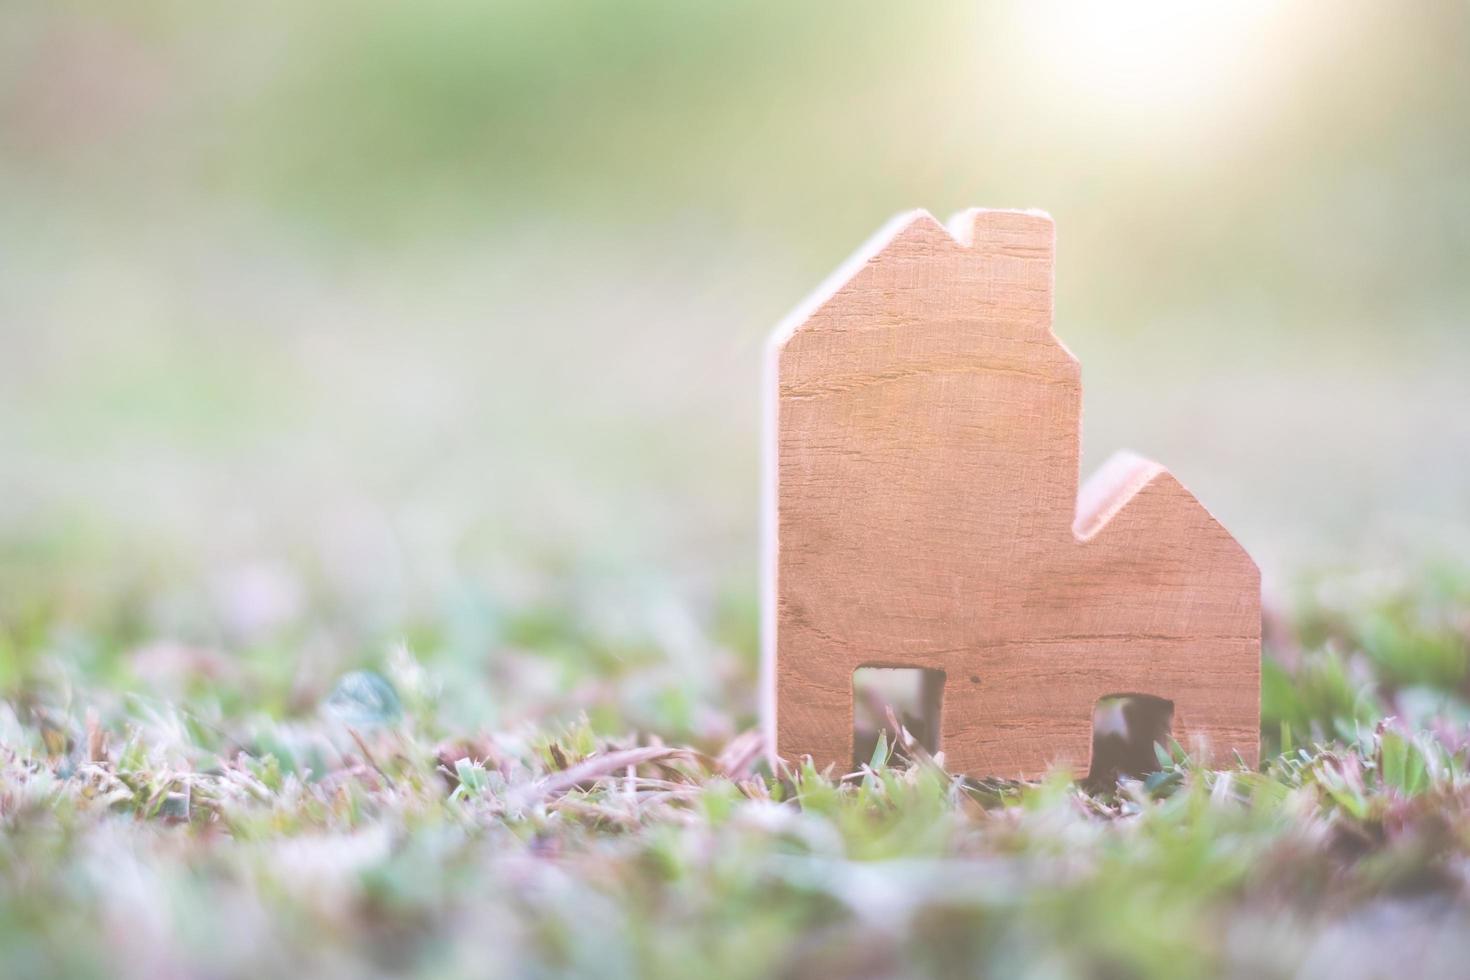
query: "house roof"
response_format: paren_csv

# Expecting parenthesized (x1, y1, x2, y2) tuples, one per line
(767, 208, 1055, 354)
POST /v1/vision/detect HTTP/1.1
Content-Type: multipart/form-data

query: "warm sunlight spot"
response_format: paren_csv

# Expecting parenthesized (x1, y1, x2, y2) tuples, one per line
(1011, 1, 1287, 125)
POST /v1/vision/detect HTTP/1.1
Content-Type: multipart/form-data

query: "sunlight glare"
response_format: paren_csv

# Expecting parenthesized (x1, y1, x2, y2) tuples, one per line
(1013, 0, 1286, 125)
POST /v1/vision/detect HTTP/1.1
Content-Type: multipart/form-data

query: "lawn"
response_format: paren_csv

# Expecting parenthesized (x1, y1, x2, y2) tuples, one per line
(4, 560, 1469, 979)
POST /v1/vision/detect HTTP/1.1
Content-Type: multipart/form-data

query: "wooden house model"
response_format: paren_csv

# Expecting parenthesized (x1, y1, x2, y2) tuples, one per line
(761, 208, 1260, 779)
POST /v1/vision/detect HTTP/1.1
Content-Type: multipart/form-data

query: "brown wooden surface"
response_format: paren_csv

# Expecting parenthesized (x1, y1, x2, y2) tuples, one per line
(761, 208, 1260, 779)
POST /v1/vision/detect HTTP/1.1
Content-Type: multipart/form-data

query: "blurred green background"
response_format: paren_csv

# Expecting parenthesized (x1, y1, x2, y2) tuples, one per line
(3, 0, 1468, 638)
(4, 10, 1470, 975)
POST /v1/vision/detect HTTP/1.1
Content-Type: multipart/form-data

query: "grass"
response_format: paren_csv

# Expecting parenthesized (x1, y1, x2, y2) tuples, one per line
(3, 561, 1470, 979)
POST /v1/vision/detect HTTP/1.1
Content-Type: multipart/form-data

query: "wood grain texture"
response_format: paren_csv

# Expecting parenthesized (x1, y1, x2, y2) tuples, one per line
(761, 208, 1260, 779)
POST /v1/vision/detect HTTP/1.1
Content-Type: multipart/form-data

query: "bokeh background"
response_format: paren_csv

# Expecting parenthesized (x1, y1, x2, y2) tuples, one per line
(3, 0, 1468, 672)
(6, 7, 1470, 976)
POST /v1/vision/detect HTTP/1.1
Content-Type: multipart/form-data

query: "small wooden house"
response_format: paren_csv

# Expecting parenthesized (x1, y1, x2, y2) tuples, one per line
(762, 209, 1259, 779)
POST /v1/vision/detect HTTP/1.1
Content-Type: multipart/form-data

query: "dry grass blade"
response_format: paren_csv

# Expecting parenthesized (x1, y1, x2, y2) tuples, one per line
(516, 745, 699, 806)
(715, 729, 765, 779)
(884, 705, 948, 776)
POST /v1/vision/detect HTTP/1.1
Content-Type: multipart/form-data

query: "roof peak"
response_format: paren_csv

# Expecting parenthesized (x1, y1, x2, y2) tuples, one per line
(768, 208, 1055, 352)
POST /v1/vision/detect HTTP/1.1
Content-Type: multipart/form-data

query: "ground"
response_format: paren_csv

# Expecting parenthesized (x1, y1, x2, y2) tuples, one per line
(3, 560, 1470, 979)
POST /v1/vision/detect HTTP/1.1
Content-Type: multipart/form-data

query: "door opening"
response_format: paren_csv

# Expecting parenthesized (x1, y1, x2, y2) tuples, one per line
(852, 667, 945, 768)
(1087, 693, 1175, 786)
